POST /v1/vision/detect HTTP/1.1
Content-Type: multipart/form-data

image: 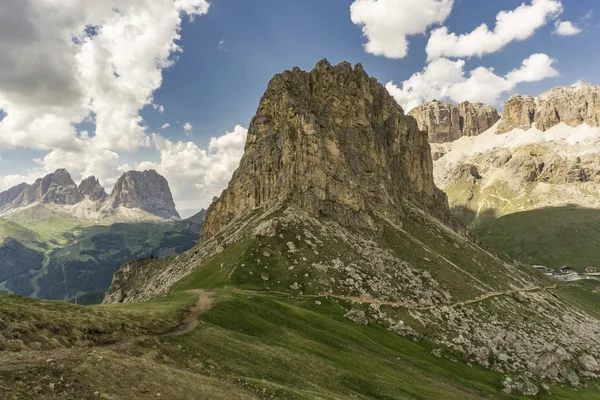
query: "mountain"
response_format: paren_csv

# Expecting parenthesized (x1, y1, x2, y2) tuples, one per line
(0, 169, 82, 214)
(78, 176, 107, 202)
(0, 169, 199, 301)
(409, 100, 500, 143)
(498, 82, 600, 133)
(427, 83, 600, 270)
(101, 170, 180, 220)
(102, 61, 600, 394)
(0, 169, 179, 222)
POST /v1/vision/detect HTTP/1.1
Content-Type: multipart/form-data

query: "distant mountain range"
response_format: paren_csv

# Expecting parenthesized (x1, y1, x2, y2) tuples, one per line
(0, 169, 203, 301)
(0, 169, 180, 222)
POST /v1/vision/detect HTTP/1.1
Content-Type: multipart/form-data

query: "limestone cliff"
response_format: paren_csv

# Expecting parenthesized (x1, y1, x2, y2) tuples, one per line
(202, 59, 451, 240)
(497, 83, 600, 133)
(409, 101, 500, 143)
(103, 170, 180, 220)
(496, 95, 536, 134)
(78, 176, 107, 202)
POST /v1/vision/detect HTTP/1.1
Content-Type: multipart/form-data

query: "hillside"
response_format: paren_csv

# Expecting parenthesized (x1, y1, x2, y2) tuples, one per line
(473, 207, 600, 272)
(0, 214, 203, 300)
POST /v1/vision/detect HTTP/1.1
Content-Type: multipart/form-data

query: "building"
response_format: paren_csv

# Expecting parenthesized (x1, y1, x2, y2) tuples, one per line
(585, 266, 598, 274)
(559, 266, 575, 274)
(532, 265, 554, 274)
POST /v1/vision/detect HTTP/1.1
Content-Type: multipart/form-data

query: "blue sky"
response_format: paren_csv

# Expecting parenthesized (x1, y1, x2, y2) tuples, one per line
(0, 0, 598, 211)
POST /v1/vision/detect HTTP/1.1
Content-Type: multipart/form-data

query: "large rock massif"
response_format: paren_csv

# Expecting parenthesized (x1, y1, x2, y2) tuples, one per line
(409, 101, 500, 143)
(498, 83, 600, 133)
(432, 83, 600, 221)
(202, 59, 451, 239)
(105, 62, 600, 392)
(0, 169, 180, 221)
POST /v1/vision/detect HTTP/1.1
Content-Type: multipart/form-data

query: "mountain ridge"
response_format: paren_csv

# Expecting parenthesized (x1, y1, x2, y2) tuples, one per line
(0, 169, 180, 222)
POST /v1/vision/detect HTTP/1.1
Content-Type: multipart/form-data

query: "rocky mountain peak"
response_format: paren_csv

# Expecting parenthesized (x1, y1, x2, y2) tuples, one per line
(409, 101, 500, 143)
(202, 59, 452, 239)
(27, 169, 82, 206)
(78, 176, 107, 202)
(497, 83, 600, 133)
(104, 170, 180, 220)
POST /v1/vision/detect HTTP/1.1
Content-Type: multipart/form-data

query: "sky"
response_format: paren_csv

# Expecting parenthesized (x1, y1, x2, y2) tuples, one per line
(0, 0, 598, 212)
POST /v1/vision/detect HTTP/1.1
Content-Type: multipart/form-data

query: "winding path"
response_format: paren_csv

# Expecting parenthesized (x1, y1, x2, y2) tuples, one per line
(235, 284, 561, 311)
(0, 290, 214, 371)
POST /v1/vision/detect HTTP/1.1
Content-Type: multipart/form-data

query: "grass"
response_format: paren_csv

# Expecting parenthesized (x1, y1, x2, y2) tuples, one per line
(474, 207, 600, 271)
(0, 291, 196, 352)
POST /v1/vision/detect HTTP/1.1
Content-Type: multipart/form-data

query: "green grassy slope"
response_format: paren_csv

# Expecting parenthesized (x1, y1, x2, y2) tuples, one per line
(474, 207, 600, 271)
(2, 288, 598, 399)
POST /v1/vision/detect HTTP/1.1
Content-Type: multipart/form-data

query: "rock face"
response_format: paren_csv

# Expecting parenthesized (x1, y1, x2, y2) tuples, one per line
(104, 170, 180, 220)
(202, 59, 451, 240)
(409, 101, 500, 143)
(497, 83, 600, 133)
(496, 95, 536, 134)
(0, 169, 179, 221)
(78, 176, 107, 202)
(0, 169, 82, 213)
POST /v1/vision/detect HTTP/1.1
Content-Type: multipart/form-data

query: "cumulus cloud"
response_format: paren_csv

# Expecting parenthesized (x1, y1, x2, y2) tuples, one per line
(426, 0, 563, 60)
(139, 125, 248, 209)
(554, 20, 582, 36)
(350, 0, 454, 59)
(387, 53, 558, 112)
(162, 123, 171, 129)
(153, 104, 165, 113)
(0, 0, 210, 154)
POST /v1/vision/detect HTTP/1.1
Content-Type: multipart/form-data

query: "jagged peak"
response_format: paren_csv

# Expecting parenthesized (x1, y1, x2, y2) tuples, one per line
(201, 59, 452, 240)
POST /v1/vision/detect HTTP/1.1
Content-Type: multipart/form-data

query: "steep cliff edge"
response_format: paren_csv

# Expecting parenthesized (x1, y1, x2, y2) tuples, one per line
(409, 101, 500, 143)
(498, 83, 600, 133)
(202, 59, 451, 240)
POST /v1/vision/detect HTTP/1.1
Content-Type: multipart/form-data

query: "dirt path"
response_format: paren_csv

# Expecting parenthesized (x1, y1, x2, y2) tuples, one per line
(235, 284, 561, 311)
(0, 290, 214, 371)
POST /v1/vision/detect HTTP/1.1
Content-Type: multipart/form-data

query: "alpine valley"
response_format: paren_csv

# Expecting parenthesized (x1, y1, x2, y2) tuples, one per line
(0, 169, 204, 301)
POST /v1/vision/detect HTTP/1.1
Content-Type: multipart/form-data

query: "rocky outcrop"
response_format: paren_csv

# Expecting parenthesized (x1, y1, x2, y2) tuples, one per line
(78, 176, 107, 202)
(409, 101, 500, 143)
(496, 95, 536, 134)
(497, 83, 600, 133)
(104, 170, 180, 220)
(202, 59, 451, 240)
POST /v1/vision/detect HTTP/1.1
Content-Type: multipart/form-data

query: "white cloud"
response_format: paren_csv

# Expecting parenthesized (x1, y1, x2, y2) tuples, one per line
(153, 104, 165, 113)
(505, 53, 559, 83)
(387, 53, 558, 112)
(350, 0, 454, 59)
(183, 122, 193, 135)
(162, 123, 170, 129)
(554, 20, 582, 36)
(0, 0, 210, 153)
(426, 0, 563, 60)
(139, 125, 248, 209)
